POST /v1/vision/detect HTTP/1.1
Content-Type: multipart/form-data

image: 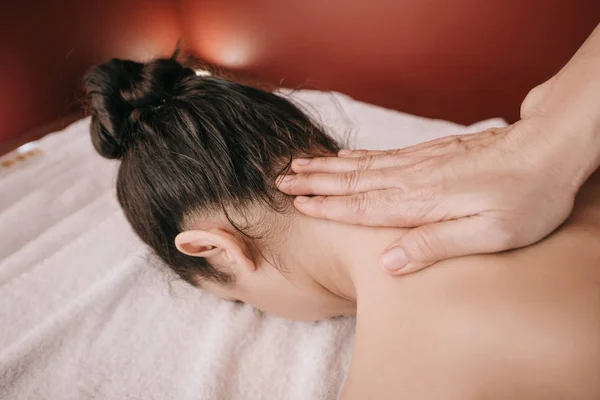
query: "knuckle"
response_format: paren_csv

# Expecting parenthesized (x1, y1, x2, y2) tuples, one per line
(340, 170, 360, 192)
(486, 127, 501, 136)
(449, 136, 468, 151)
(480, 127, 501, 139)
(356, 155, 374, 171)
(440, 134, 460, 144)
(408, 229, 445, 261)
(347, 193, 369, 215)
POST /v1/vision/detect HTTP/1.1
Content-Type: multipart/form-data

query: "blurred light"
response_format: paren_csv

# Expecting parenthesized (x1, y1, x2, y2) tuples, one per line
(195, 69, 211, 76)
(217, 40, 254, 68)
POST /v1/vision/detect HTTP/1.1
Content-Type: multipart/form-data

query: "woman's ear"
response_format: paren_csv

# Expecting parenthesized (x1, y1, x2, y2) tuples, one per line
(174, 229, 256, 272)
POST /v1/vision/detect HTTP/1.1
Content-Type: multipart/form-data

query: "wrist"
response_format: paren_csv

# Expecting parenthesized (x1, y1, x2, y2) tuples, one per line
(516, 24, 600, 188)
(520, 114, 600, 191)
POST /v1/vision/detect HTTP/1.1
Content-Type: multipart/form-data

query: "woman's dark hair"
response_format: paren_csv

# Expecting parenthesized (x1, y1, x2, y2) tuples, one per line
(84, 57, 339, 284)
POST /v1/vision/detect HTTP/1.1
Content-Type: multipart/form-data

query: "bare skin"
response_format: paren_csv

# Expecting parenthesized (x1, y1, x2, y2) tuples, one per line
(342, 174, 600, 399)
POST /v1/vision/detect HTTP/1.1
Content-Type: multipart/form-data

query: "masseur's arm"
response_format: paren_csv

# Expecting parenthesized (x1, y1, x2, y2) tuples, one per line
(278, 23, 600, 275)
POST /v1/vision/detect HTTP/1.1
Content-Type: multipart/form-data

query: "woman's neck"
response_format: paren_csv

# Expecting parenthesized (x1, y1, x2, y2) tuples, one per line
(282, 213, 408, 315)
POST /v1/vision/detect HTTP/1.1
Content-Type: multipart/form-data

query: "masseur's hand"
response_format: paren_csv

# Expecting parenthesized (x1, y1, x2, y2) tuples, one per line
(278, 121, 578, 274)
(278, 24, 600, 275)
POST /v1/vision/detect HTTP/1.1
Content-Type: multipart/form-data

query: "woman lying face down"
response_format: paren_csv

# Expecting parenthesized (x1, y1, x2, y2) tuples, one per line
(86, 57, 600, 398)
(85, 56, 368, 321)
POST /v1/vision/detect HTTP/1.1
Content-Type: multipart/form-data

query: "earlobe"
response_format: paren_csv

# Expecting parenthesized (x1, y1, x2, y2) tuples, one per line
(174, 229, 256, 272)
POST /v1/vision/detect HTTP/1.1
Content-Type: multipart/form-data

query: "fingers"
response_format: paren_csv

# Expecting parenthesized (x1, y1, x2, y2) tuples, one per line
(338, 138, 459, 158)
(338, 149, 387, 157)
(293, 194, 381, 225)
(293, 193, 395, 226)
(291, 154, 420, 173)
(379, 215, 505, 275)
(291, 132, 492, 174)
(277, 168, 396, 196)
(292, 190, 443, 227)
(337, 131, 494, 159)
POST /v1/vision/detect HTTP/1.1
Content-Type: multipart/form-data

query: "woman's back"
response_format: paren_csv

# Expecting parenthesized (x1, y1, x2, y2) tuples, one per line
(344, 174, 600, 399)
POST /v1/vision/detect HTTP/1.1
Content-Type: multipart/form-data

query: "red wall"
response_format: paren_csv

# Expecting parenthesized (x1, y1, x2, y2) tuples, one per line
(182, 0, 599, 124)
(0, 0, 181, 146)
(1, 0, 599, 149)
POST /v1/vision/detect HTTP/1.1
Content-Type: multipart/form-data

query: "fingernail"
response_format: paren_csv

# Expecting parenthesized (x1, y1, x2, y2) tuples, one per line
(338, 149, 352, 156)
(294, 158, 310, 166)
(380, 247, 409, 271)
(295, 196, 310, 204)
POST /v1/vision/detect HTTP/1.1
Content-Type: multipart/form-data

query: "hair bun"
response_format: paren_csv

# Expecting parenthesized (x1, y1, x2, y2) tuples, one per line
(85, 58, 194, 159)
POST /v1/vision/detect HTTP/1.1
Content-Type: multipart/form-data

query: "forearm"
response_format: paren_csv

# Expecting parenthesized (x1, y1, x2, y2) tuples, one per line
(519, 24, 600, 188)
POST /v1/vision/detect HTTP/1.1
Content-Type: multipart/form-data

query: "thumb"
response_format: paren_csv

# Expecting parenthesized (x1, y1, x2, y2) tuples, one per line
(380, 216, 498, 276)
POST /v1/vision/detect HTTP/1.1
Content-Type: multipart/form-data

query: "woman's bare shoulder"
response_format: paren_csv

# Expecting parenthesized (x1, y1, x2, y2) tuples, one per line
(344, 188, 600, 399)
(346, 263, 600, 398)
